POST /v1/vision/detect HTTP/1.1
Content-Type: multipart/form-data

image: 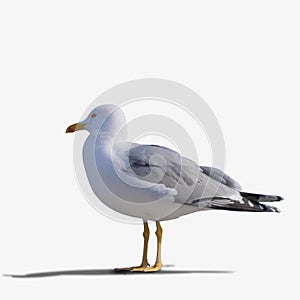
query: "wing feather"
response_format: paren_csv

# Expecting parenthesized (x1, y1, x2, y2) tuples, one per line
(122, 144, 242, 204)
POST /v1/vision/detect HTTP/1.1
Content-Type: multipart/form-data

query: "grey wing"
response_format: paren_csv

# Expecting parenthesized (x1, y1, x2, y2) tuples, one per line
(125, 144, 242, 204)
(200, 166, 242, 190)
(128, 144, 197, 188)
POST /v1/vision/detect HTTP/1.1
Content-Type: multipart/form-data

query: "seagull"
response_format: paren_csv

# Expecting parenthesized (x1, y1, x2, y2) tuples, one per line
(66, 104, 283, 272)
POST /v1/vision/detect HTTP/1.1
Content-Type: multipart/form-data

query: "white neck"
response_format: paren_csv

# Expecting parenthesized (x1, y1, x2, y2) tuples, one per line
(88, 109, 127, 150)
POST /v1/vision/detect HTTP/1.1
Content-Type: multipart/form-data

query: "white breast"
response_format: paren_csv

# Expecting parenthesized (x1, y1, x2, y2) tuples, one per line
(82, 135, 199, 221)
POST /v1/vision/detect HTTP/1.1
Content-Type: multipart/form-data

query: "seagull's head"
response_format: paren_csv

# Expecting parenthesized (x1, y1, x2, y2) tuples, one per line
(65, 104, 127, 139)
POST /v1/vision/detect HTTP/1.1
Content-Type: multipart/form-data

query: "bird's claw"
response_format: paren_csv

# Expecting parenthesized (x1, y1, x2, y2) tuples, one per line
(114, 261, 162, 273)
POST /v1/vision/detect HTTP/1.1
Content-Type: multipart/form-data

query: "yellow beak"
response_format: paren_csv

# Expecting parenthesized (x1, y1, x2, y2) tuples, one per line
(65, 122, 86, 133)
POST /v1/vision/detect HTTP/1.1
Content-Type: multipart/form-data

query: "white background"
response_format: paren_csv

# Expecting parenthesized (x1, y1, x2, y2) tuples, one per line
(1, 1, 299, 299)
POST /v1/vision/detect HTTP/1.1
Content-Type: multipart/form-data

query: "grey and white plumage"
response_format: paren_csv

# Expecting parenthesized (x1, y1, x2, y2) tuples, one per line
(127, 143, 282, 214)
(67, 104, 283, 221)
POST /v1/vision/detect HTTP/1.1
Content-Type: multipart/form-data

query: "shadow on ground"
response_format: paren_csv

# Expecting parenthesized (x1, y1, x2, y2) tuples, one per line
(4, 267, 235, 278)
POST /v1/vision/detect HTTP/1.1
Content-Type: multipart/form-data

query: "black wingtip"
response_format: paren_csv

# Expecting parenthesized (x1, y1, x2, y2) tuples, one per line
(240, 192, 284, 202)
(266, 206, 281, 213)
(262, 195, 284, 202)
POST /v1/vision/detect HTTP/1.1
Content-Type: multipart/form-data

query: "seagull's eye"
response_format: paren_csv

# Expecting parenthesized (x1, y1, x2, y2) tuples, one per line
(91, 114, 97, 118)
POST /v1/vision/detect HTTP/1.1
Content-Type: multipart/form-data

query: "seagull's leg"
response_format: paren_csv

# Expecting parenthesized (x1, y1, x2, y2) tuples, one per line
(131, 221, 162, 272)
(114, 221, 150, 272)
(140, 221, 150, 267)
(153, 221, 163, 269)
